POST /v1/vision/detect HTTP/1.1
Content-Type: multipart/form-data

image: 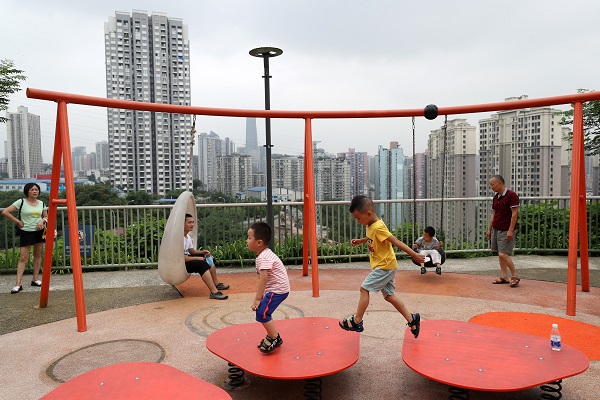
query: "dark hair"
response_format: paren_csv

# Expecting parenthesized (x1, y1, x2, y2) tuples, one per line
(349, 195, 373, 213)
(424, 226, 436, 237)
(250, 221, 272, 244)
(185, 213, 193, 219)
(23, 182, 41, 197)
(491, 175, 505, 184)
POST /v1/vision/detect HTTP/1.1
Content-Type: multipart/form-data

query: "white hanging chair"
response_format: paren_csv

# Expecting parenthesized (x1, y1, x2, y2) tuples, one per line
(158, 191, 197, 286)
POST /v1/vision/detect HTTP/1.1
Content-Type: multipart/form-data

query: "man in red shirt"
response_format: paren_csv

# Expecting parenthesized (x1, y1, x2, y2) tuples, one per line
(486, 175, 520, 287)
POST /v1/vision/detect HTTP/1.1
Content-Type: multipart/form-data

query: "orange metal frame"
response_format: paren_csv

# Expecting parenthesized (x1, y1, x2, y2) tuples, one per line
(27, 88, 599, 331)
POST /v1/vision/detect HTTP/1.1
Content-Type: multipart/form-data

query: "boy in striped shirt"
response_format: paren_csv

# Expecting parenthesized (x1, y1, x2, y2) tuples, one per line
(247, 221, 290, 353)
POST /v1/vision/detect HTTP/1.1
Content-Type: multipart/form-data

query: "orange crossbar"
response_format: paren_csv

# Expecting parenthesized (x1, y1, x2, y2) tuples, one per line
(27, 88, 600, 329)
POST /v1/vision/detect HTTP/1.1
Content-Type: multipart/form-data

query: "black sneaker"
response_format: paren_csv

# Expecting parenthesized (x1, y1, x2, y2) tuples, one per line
(420, 267, 426, 274)
(216, 283, 230, 290)
(210, 291, 228, 300)
(435, 266, 441, 275)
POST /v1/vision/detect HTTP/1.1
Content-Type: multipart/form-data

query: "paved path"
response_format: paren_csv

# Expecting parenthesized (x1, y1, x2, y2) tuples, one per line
(0, 255, 598, 399)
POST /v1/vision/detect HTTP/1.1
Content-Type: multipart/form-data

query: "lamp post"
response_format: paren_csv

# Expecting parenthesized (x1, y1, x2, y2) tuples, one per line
(250, 46, 282, 249)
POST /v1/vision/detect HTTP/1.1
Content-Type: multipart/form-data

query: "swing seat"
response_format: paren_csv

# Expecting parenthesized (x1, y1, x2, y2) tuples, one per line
(412, 247, 446, 268)
(158, 191, 197, 286)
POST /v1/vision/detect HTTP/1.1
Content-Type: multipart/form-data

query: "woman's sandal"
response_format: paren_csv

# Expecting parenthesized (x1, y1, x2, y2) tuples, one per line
(258, 334, 283, 353)
(339, 315, 364, 332)
(407, 313, 421, 338)
(492, 277, 510, 284)
(509, 277, 521, 287)
(11, 285, 23, 294)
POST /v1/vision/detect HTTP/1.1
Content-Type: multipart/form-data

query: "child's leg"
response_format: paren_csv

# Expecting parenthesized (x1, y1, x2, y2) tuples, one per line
(384, 294, 412, 322)
(262, 320, 278, 338)
(354, 287, 370, 323)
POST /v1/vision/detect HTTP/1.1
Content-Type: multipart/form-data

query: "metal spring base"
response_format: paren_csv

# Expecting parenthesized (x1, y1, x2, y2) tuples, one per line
(540, 380, 563, 399)
(448, 386, 470, 400)
(304, 377, 323, 399)
(223, 362, 250, 390)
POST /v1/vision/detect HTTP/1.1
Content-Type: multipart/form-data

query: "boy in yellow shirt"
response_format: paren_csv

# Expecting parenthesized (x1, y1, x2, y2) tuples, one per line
(339, 195, 425, 338)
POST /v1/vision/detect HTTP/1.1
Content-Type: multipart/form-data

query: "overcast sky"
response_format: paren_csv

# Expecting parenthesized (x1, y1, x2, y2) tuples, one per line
(2, 0, 599, 163)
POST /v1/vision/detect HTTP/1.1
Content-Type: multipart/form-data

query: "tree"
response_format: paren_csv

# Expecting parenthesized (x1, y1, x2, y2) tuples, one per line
(69, 183, 127, 206)
(0, 59, 26, 123)
(559, 89, 600, 156)
(126, 190, 155, 205)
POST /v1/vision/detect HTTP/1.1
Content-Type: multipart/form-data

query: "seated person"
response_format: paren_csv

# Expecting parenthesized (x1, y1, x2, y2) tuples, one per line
(412, 226, 444, 275)
(184, 213, 229, 300)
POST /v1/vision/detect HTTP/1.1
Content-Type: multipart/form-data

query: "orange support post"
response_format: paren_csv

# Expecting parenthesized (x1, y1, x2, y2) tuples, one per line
(575, 104, 590, 293)
(566, 102, 586, 316)
(302, 118, 319, 296)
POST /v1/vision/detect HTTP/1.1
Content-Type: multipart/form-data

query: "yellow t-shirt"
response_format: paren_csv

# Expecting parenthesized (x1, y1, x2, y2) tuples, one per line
(366, 219, 398, 270)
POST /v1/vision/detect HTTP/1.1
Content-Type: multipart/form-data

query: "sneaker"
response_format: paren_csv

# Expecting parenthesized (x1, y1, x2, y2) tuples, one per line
(210, 291, 228, 300)
(216, 282, 230, 290)
(435, 266, 441, 275)
(420, 267, 427, 274)
(31, 280, 42, 287)
(11, 285, 23, 294)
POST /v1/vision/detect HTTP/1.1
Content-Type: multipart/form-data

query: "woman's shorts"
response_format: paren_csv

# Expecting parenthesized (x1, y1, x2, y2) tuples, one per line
(490, 228, 516, 254)
(256, 292, 289, 323)
(185, 259, 211, 276)
(361, 268, 396, 297)
(19, 229, 45, 247)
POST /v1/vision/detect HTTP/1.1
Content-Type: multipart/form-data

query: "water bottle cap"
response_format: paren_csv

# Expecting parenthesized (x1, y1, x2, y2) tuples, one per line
(552, 323, 558, 328)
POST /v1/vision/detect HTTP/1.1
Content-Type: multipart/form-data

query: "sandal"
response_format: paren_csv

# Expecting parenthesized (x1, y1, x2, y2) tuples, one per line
(11, 285, 23, 294)
(492, 277, 509, 284)
(407, 313, 421, 338)
(258, 334, 283, 353)
(31, 280, 42, 287)
(510, 277, 521, 287)
(339, 315, 364, 332)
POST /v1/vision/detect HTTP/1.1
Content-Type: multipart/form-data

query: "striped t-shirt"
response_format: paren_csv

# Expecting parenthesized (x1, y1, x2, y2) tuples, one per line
(256, 248, 290, 294)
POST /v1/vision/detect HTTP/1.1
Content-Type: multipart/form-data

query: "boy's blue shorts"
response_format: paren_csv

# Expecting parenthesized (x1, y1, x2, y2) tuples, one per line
(256, 292, 289, 323)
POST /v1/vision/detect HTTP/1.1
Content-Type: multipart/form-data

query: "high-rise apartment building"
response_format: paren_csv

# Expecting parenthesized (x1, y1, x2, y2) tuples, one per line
(427, 119, 477, 240)
(5, 106, 43, 179)
(478, 96, 569, 197)
(315, 157, 351, 201)
(374, 142, 405, 229)
(104, 10, 192, 194)
(198, 131, 236, 191)
(217, 154, 252, 196)
(95, 141, 110, 171)
(338, 148, 369, 197)
(272, 155, 304, 192)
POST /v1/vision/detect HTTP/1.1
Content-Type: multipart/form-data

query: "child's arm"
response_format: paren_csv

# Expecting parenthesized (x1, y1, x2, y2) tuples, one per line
(436, 240, 444, 250)
(252, 270, 269, 311)
(350, 237, 367, 246)
(386, 235, 426, 263)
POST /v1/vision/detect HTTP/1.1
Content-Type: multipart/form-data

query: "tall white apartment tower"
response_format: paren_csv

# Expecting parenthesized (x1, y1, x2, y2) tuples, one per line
(104, 10, 192, 194)
(374, 142, 404, 229)
(6, 106, 43, 179)
(478, 96, 568, 197)
(427, 119, 477, 240)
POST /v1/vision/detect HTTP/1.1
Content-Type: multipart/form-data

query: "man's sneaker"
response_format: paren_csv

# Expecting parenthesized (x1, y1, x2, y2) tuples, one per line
(210, 291, 228, 300)
(216, 283, 230, 290)
(435, 266, 442, 275)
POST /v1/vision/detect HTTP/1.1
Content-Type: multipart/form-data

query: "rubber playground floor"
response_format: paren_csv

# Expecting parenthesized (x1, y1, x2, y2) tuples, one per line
(0, 255, 598, 399)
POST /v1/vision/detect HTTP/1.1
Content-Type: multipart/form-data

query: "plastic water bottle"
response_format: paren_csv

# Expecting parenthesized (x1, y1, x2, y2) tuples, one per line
(550, 324, 561, 351)
(206, 255, 215, 267)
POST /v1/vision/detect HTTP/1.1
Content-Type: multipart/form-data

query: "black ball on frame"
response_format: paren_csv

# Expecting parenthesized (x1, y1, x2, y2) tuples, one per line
(424, 104, 439, 120)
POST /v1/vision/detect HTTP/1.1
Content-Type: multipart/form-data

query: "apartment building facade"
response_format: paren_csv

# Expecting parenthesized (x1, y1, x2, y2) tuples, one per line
(5, 106, 43, 179)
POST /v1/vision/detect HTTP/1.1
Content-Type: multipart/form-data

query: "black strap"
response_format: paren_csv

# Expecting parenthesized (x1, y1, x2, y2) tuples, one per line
(17, 199, 24, 221)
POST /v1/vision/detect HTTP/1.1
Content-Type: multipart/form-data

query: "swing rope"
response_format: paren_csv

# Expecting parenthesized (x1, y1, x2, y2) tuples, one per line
(440, 114, 448, 238)
(187, 115, 197, 192)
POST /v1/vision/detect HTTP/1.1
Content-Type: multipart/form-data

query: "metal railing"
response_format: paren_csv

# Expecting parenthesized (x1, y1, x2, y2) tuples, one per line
(1, 196, 598, 271)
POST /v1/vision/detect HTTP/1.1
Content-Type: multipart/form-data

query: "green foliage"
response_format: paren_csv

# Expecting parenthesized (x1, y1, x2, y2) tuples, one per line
(69, 183, 126, 206)
(559, 88, 600, 156)
(517, 201, 571, 252)
(0, 59, 26, 123)
(126, 190, 155, 205)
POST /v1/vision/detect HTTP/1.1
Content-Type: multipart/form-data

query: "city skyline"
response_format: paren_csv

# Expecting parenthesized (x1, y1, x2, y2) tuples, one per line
(3, 1, 599, 164)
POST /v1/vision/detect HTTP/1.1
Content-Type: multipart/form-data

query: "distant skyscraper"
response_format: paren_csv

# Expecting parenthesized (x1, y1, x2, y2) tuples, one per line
(217, 154, 252, 196)
(245, 117, 258, 151)
(339, 148, 369, 197)
(6, 106, 42, 179)
(315, 157, 351, 201)
(104, 10, 192, 194)
(374, 142, 404, 228)
(95, 141, 110, 171)
(198, 131, 236, 191)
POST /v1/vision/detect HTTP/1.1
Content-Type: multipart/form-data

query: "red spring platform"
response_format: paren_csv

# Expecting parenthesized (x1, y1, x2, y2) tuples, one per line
(206, 317, 360, 380)
(41, 361, 232, 400)
(402, 320, 589, 392)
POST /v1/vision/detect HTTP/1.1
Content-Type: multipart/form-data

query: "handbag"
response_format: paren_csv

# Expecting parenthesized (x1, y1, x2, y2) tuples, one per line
(14, 199, 24, 236)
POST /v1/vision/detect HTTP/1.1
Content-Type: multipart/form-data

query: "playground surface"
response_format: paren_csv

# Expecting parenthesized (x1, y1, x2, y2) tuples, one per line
(0, 255, 598, 399)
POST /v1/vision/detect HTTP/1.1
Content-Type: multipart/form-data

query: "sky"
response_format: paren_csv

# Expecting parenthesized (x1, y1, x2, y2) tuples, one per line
(2, 0, 599, 164)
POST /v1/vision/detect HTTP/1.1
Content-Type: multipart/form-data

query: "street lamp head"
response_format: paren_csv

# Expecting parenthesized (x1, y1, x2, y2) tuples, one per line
(249, 47, 283, 58)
